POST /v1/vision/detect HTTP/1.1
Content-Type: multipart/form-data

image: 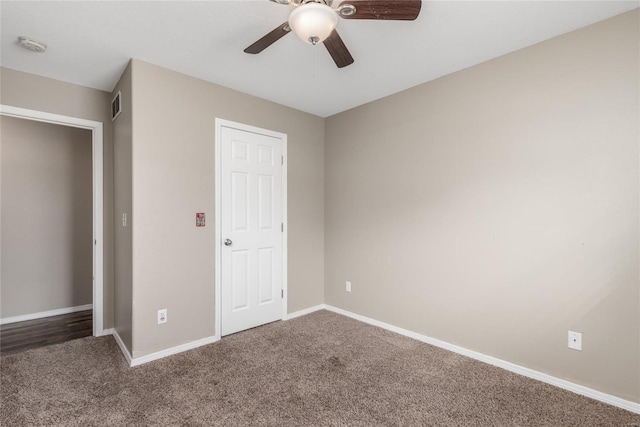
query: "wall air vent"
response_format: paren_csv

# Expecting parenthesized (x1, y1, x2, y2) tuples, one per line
(111, 91, 122, 121)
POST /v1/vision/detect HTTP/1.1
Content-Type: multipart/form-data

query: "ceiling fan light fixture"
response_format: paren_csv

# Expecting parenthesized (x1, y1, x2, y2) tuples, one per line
(288, 3, 338, 45)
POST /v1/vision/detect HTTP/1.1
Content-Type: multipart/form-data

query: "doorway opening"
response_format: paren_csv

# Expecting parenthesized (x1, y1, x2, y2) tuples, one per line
(0, 105, 104, 351)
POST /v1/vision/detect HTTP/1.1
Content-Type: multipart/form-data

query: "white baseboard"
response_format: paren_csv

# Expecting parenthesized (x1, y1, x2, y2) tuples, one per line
(0, 304, 93, 325)
(109, 303, 329, 367)
(111, 329, 133, 366)
(130, 336, 219, 367)
(284, 304, 327, 320)
(109, 329, 218, 367)
(323, 305, 640, 415)
(102, 303, 639, 414)
(123, 303, 328, 366)
(98, 328, 114, 337)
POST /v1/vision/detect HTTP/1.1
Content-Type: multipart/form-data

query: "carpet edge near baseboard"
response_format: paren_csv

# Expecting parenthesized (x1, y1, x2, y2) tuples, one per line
(102, 303, 639, 414)
(319, 304, 640, 415)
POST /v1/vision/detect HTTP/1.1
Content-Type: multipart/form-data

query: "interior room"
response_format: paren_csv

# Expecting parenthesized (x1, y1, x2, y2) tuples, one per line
(0, 116, 94, 353)
(1, 1, 639, 425)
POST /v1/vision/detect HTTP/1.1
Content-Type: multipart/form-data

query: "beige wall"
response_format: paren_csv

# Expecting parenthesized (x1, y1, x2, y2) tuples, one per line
(325, 9, 639, 403)
(111, 62, 133, 351)
(129, 60, 324, 357)
(1, 117, 92, 317)
(0, 67, 114, 327)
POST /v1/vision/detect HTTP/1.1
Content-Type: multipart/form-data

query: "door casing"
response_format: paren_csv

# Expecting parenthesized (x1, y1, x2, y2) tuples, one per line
(214, 118, 288, 340)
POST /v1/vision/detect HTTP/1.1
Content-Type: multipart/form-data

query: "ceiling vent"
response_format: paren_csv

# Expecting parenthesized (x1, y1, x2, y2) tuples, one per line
(111, 91, 122, 121)
(18, 36, 47, 53)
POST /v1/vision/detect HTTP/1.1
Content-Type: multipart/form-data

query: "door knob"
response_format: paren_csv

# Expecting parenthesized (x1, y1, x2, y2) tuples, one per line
(224, 239, 232, 246)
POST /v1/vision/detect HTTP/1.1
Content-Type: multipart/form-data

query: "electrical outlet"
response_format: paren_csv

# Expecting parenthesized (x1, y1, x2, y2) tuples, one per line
(346, 281, 351, 293)
(158, 309, 167, 325)
(568, 331, 582, 351)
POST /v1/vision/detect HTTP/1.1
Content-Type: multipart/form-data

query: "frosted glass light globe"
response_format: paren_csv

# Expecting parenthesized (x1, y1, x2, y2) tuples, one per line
(288, 3, 338, 45)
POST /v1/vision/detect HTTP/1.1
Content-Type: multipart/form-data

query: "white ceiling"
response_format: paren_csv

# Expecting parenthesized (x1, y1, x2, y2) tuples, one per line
(1, 1, 638, 117)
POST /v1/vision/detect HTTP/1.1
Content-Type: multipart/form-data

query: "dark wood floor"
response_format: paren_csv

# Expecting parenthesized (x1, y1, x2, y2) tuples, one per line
(0, 310, 93, 355)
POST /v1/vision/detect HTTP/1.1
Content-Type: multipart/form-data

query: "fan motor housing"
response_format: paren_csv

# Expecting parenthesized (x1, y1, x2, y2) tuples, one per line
(295, 0, 333, 5)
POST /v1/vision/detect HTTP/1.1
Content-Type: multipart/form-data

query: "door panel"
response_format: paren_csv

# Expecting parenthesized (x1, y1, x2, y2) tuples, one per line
(221, 126, 283, 336)
(258, 175, 273, 229)
(258, 248, 273, 304)
(231, 172, 249, 231)
(231, 250, 249, 311)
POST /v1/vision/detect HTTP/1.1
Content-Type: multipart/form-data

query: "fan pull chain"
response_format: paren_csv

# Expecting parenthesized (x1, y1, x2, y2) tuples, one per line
(313, 45, 317, 80)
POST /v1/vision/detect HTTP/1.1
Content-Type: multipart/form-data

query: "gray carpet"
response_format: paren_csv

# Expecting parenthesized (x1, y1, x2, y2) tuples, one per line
(1, 310, 638, 426)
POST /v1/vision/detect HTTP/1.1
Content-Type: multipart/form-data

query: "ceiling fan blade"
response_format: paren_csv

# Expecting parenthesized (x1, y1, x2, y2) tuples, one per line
(323, 30, 354, 68)
(244, 22, 291, 54)
(339, 0, 422, 20)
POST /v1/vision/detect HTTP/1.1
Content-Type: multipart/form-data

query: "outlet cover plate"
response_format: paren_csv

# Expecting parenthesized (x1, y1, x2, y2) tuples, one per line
(158, 309, 167, 325)
(346, 281, 351, 292)
(568, 331, 582, 351)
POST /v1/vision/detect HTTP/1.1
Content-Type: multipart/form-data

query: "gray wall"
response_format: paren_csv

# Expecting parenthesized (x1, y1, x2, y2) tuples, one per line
(325, 10, 639, 403)
(0, 67, 114, 328)
(128, 60, 325, 358)
(1, 117, 92, 317)
(112, 62, 133, 352)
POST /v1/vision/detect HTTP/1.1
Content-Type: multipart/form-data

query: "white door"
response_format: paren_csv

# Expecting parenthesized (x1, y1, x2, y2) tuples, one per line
(221, 125, 283, 336)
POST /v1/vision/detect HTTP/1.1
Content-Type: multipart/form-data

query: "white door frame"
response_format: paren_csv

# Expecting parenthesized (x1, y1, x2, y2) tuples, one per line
(0, 104, 105, 336)
(214, 118, 287, 339)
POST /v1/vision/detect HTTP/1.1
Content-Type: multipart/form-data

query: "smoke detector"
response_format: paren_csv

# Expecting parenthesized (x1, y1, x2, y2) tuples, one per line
(18, 36, 47, 53)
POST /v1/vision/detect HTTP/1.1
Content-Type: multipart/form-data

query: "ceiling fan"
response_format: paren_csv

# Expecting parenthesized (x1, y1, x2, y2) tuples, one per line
(244, 0, 422, 68)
